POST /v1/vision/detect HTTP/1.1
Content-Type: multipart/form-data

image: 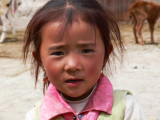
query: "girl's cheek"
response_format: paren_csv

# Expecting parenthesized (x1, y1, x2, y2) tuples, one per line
(45, 59, 59, 73)
(86, 55, 104, 75)
(86, 61, 100, 74)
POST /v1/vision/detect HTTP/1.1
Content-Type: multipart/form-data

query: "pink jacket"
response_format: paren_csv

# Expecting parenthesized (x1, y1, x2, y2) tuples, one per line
(40, 76, 113, 120)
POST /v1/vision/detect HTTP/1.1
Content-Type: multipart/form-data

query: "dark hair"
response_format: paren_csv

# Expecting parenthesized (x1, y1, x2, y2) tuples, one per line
(23, 0, 124, 93)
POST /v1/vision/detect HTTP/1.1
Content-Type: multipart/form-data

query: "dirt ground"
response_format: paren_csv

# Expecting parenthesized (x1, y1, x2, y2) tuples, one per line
(0, 22, 160, 120)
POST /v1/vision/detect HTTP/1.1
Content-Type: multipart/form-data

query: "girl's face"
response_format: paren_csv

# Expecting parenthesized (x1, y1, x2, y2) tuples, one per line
(40, 19, 106, 100)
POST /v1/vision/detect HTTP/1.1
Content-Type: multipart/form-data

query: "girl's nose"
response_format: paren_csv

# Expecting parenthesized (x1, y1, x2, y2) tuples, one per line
(64, 55, 81, 72)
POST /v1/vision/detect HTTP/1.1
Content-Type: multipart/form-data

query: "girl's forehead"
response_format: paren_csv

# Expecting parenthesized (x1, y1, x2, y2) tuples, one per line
(41, 19, 99, 43)
(43, 19, 95, 32)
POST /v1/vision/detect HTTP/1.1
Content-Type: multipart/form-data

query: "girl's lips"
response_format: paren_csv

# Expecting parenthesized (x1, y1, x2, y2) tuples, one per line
(65, 79, 83, 87)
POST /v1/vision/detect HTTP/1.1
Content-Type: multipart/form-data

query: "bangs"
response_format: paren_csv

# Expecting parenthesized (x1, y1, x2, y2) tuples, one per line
(39, 5, 99, 42)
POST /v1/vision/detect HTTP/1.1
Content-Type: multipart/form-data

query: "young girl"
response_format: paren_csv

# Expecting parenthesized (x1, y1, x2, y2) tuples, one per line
(24, 0, 146, 120)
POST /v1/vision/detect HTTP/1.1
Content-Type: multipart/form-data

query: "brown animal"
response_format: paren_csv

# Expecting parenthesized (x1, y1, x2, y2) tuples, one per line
(128, 1, 160, 44)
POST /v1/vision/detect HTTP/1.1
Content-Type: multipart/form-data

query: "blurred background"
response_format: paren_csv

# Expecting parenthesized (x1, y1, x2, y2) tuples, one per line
(0, 0, 160, 120)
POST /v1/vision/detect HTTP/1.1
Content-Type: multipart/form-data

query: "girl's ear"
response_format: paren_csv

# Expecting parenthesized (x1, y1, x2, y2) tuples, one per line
(103, 45, 113, 67)
(32, 51, 42, 66)
(32, 50, 37, 60)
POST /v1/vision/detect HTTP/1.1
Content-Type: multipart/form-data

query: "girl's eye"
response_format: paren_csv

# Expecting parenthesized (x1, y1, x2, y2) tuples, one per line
(82, 49, 94, 54)
(51, 51, 64, 56)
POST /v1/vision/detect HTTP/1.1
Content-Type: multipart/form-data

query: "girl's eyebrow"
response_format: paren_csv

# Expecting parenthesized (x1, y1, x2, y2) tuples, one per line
(49, 45, 66, 51)
(48, 43, 96, 51)
(77, 43, 96, 47)
(78, 43, 96, 48)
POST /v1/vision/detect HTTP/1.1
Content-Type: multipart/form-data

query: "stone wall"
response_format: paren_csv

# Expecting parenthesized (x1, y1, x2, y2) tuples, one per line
(143, 0, 160, 4)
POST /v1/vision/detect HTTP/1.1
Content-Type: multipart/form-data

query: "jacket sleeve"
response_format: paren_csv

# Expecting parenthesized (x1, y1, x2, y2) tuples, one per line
(124, 95, 147, 120)
(25, 108, 36, 120)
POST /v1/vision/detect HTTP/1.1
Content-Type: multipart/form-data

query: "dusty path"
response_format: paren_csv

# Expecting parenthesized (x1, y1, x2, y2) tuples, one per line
(0, 23, 160, 120)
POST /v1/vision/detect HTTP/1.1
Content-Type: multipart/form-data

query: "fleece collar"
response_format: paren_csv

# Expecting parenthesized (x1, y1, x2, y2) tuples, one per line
(40, 76, 113, 120)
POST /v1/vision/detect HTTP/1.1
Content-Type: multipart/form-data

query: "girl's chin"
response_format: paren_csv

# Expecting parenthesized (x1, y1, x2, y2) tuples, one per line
(59, 89, 93, 101)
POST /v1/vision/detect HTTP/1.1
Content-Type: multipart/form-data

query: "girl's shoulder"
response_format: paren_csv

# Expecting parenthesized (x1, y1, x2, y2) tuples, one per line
(125, 94, 147, 120)
(25, 107, 36, 120)
(25, 100, 42, 120)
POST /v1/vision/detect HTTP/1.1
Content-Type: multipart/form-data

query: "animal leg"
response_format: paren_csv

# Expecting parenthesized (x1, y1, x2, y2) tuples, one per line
(132, 24, 138, 44)
(10, 20, 16, 35)
(148, 20, 156, 44)
(130, 12, 139, 44)
(0, 32, 6, 43)
(136, 20, 145, 45)
(0, 25, 7, 43)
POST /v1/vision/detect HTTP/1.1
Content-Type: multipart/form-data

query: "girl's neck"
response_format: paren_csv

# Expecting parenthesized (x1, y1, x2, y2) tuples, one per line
(60, 84, 97, 102)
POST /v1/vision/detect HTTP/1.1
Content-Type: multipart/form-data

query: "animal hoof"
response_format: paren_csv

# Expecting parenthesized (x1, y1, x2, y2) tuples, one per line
(140, 41, 145, 45)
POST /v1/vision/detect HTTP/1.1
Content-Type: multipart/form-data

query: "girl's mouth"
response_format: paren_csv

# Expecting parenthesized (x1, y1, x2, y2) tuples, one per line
(65, 79, 83, 87)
